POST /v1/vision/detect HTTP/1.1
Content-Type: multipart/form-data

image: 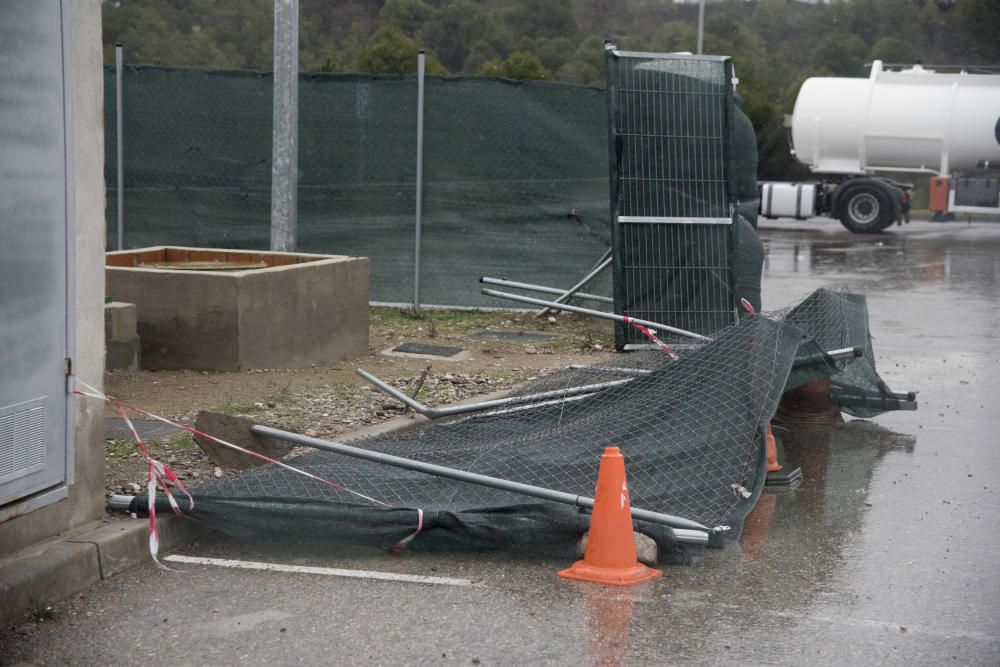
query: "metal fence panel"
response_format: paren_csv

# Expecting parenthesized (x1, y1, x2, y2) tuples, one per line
(605, 49, 738, 347)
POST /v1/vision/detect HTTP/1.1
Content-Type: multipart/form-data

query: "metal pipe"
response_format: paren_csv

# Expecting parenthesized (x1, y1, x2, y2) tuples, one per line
(413, 50, 426, 313)
(357, 368, 631, 419)
(567, 347, 862, 377)
(108, 494, 133, 512)
(249, 423, 714, 537)
(479, 276, 613, 305)
(115, 43, 124, 251)
(827, 347, 863, 362)
(696, 0, 705, 55)
(536, 250, 613, 316)
(570, 365, 651, 376)
(270, 0, 299, 251)
(483, 288, 711, 341)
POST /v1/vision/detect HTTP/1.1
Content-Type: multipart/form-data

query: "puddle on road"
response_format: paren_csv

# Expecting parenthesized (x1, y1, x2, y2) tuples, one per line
(760, 230, 1000, 298)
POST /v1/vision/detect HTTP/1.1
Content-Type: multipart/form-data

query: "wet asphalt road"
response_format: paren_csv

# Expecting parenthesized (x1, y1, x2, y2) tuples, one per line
(2, 217, 999, 666)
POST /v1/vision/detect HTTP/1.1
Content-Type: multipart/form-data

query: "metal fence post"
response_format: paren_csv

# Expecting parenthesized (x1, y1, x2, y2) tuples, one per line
(115, 43, 124, 250)
(697, 0, 705, 55)
(270, 0, 299, 251)
(413, 50, 426, 313)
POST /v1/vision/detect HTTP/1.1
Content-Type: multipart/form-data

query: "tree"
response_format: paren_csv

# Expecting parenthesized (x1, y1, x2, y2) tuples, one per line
(869, 36, 919, 65)
(357, 27, 448, 75)
(477, 52, 551, 80)
(502, 0, 576, 40)
(418, 0, 494, 72)
(809, 33, 871, 77)
(379, 0, 433, 38)
(535, 37, 577, 72)
(555, 60, 601, 86)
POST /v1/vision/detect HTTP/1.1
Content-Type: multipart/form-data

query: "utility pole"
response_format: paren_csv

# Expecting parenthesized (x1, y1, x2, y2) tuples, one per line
(270, 0, 299, 251)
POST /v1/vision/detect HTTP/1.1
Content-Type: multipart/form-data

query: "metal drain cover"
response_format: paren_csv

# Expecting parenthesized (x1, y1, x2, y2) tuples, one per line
(391, 342, 465, 357)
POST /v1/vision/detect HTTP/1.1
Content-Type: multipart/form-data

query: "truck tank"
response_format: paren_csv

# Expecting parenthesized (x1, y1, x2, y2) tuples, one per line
(790, 61, 1000, 176)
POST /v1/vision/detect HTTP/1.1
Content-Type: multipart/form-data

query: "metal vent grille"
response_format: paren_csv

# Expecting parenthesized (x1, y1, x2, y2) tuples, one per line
(606, 49, 737, 347)
(0, 398, 48, 484)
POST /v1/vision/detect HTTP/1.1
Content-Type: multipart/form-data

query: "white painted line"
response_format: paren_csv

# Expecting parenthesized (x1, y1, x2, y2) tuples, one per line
(164, 555, 476, 587)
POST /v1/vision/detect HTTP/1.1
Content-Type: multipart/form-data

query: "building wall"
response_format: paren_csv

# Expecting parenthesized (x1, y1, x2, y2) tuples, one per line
(0, 0, 106, 556)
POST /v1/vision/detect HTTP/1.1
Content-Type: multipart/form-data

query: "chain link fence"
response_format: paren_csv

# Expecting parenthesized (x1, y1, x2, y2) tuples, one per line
(104, 66, 613, 307)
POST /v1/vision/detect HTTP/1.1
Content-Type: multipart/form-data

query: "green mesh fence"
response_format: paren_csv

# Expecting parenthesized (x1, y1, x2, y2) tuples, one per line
(127, 288, 913, 563)
(104, 67, 612, 306)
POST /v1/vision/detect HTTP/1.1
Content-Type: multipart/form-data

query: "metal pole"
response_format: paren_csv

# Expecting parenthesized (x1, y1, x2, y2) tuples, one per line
(357, 368, 632, 419)
(697, 0, 706, 55)
(115, 43, 124, 250)
(479, 276, 613, 305)
(413, 50, 426, 313)
(569, 348, 862, 376)
(363, 343, 861, 418)
(482, 288, 711, 341)
(270, 0, 299, 251)
(536, 249, 613, 316)
(249, 423, 713, 538)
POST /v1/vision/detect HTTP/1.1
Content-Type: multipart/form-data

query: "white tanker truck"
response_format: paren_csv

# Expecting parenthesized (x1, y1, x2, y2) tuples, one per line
(759, 60, 1000, 233)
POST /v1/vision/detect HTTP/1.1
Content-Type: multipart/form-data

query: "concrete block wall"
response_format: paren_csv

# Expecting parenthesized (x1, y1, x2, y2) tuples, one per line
(106, 248, 369, 372)
(105, 302, 140, 371)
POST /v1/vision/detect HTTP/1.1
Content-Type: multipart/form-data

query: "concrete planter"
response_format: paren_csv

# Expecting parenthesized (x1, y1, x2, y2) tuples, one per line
(106, 246, 369, 371)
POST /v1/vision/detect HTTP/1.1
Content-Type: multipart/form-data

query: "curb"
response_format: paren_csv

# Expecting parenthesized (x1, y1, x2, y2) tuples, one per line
(0, 384, 514, 631)
(0, 516, 205, 630)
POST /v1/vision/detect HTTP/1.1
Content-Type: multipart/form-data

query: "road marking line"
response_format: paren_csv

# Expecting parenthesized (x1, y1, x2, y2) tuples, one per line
(164, 555, 475, 587)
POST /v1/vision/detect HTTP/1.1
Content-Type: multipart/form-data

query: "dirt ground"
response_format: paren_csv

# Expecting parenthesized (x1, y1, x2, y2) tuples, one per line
(103, 307, 615, 497)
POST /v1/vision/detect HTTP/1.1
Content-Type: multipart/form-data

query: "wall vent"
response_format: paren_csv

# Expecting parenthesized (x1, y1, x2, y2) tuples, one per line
(0, 397, 48, 484)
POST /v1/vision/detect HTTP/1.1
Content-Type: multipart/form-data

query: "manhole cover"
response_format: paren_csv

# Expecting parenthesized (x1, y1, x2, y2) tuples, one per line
(392, 342, 465, 357)
(471, 330, 561, 343)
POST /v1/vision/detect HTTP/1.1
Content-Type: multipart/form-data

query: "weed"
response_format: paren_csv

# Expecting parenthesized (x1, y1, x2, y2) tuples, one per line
(213, 400, 260, 416)
(167, 432, 196, 449)
(105, 439, 135, 459)
(330, 385, 362, 400)
(266, 381, 294, 407)
(26, 603, 57, 624)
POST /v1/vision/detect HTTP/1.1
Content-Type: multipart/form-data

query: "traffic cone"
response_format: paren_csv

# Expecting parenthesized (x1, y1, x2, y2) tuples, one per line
(766, 423, 782, 474)
(764, 423, 802, 489)
(558, 446, 662, 586)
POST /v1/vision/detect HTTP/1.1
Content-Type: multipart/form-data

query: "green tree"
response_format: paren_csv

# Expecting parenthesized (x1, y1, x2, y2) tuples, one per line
(379, 0, 434, 38)
(418, 0, 494, 72)
(555, 60, 601, 85)
(535, 37, 577, 72)
(357, 27, 448, 75)
(477, 51, 551, 80)
(502, 0, 576, 40)
(869, 36, 919, 65)
(809, 33, 870, 77)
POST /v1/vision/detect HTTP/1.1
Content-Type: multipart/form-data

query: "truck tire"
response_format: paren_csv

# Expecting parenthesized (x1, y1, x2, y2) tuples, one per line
(837, 183, 895, 233)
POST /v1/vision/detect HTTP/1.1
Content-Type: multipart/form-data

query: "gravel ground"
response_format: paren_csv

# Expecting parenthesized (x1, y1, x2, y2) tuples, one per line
(103, 306, 615, 499)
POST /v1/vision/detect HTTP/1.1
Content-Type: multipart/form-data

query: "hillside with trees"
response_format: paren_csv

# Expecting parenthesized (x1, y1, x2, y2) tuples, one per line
(102, 0, 999, 179)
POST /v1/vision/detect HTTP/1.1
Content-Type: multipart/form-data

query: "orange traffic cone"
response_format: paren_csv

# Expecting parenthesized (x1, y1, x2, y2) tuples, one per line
(558, 446, 662, 586)
(764, 423, 802, 488)
(766, 423, 783, 474)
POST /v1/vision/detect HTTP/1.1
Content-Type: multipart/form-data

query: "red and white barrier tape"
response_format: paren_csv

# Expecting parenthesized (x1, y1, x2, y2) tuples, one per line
(621, 316, 678, 359)
(740, 298, 756, 315)
(74, 379, 423, 565)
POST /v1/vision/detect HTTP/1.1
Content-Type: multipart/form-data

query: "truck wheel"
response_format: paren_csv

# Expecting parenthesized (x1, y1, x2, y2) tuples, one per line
(838, 185, 894, 233)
